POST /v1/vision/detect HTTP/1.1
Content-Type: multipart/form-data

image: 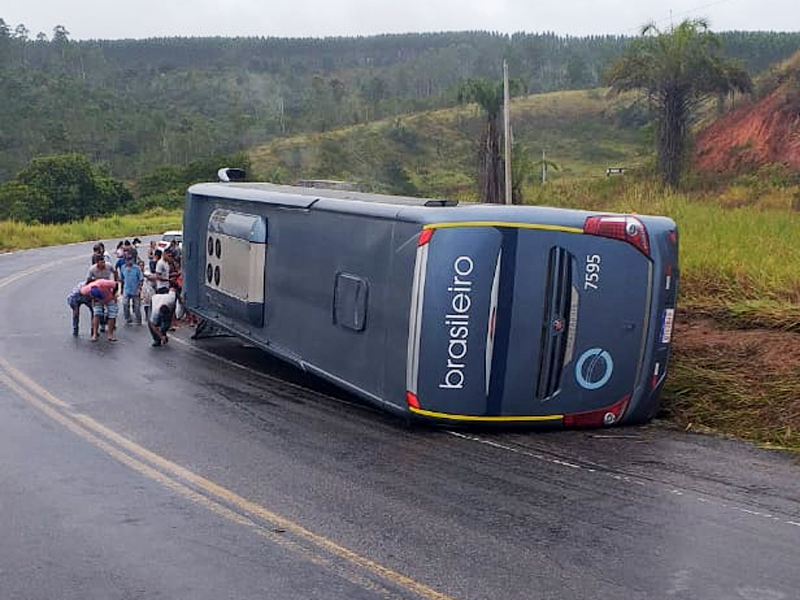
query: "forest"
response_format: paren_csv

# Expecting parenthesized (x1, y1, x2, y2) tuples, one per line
(2, 17, 800, 188)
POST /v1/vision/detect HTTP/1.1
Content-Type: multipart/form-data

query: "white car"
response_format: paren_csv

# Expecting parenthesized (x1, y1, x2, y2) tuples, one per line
(156, 230, 182, 252)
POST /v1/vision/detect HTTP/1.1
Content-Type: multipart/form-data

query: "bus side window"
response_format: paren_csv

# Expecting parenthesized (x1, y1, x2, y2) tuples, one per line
(333, 273, 368, 332)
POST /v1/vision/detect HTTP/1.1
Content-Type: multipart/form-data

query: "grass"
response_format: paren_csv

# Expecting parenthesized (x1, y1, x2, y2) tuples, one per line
(0, 209, 182, 252)
(664, 334, 800, 452)
(248, 89, 649, 196)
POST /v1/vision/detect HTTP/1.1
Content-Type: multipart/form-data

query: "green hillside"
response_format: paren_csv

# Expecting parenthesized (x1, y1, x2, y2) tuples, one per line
(249, 88, 650, 200)
(1, 21, 799, 182)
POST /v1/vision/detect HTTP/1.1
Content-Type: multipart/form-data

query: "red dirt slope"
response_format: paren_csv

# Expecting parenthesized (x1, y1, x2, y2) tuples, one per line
(694, 57, 800, 173)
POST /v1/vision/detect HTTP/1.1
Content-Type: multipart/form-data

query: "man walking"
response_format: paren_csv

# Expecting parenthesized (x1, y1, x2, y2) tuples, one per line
(120, 253, 143, 325)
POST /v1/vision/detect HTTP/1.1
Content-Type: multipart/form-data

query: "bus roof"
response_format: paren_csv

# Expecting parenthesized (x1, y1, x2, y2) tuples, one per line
(187, 182, 673, 234)
(188, 182, 456, 208)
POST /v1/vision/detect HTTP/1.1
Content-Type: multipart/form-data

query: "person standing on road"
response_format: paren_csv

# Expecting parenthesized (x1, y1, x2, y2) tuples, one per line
(93, 243, 112, 265)
(150, 249, 170, 294)
(86, 254, 115, 283)
(86, 254, 116, 333)
(81, 278, 119, 342)
(119, 253, 143, 325)
(147, 241, 157, 266)
(140, 259, 155, 322)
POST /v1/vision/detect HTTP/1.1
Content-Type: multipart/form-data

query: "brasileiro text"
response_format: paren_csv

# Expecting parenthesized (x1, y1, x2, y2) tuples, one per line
(439, 256, 474, 390)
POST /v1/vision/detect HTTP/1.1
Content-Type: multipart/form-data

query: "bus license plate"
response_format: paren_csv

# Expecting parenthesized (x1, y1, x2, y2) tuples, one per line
(661, 309, 675, 344)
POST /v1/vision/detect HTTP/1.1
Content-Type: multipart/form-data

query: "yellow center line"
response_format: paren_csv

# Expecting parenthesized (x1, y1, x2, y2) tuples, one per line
(0, 255, 84, 290)
(0, 356, 459, 600)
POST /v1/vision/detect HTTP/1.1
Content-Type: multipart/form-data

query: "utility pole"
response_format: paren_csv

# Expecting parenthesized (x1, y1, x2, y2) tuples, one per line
(503, 60, 512, 205)
(542, 149, 547, 185)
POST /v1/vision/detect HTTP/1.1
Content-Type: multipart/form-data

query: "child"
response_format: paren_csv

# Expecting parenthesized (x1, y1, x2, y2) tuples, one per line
(140, 260, 155, 322)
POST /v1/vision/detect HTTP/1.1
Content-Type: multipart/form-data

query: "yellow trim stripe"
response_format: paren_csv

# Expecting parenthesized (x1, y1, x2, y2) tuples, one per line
(409, 406, 563, 423)
(422, 221, 583, 234)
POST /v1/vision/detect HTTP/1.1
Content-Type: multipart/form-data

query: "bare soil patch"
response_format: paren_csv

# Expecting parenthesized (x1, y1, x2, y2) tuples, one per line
(676, 315, 800, 377)
(664, 313, 800, 448)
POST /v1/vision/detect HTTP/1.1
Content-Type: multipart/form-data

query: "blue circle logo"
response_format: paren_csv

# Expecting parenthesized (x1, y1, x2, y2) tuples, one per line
(575, 348, 614, 390)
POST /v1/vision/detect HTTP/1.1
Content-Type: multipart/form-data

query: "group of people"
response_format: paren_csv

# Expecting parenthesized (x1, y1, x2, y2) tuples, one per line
(66, 238, 185, 347)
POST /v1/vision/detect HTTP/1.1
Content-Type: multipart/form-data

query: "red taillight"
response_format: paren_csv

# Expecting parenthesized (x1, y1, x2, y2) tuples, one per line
(418, 229, 434, 246)
(584, 216, 650, 256)
(650, 362, 665, 390)
(406, 391, 420, 409)
(563, 395, 630, 428)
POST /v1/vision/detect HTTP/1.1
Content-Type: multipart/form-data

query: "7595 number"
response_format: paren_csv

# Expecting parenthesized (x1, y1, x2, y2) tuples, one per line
(584, 254, 601, 290)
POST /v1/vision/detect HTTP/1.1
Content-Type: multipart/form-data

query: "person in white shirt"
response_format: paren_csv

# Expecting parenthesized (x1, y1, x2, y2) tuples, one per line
(147, 249, 170, 294)
(148, 286, 177, 347)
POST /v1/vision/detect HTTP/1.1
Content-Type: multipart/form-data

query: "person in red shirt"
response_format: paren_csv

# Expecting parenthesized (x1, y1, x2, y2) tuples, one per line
(81, 279, 119, 342)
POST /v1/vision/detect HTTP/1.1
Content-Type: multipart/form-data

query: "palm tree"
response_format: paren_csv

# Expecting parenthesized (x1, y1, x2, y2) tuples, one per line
(458, 77, 520, 203)
(606, 18, 752, 187)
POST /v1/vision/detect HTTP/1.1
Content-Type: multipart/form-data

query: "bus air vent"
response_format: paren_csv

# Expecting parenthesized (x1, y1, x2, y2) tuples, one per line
(535, 247, 573, 402)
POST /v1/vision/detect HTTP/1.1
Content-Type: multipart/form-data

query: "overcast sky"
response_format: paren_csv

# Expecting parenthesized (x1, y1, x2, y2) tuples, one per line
(2, 0, 797, 40)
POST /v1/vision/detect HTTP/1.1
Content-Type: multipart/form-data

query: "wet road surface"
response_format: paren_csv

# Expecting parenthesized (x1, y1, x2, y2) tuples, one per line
(1, 242, 799, 600)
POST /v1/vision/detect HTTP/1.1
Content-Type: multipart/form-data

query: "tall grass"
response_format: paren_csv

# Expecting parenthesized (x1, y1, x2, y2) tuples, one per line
(0, 209, 182, 252)
(527, 178, 800, 309)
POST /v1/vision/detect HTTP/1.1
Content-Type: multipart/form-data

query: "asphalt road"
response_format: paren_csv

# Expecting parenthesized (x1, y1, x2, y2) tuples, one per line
(1, 241, 799, 600)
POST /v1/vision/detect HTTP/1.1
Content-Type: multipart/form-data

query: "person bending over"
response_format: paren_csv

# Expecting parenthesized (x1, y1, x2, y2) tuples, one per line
(148, 287, 176, 347)
(81, 278, 119, 342)
(66, 280, 93, 336)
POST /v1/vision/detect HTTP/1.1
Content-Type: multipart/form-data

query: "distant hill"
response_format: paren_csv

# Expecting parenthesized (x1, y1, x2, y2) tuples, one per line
(2, 23, 800, 184)
(248, 88, 650, 199)
(694, 49, 800, 174)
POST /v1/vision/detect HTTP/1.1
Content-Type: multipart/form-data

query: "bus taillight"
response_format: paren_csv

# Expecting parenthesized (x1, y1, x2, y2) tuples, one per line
(563, 395, 630, 428)
(406, 391, 420, 409)
(418, 229, 434, 246)
(584, 216, 650, 257)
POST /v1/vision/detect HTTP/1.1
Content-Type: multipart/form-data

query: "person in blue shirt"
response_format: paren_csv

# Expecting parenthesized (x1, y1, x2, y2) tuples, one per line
(119, 253, 144, 325)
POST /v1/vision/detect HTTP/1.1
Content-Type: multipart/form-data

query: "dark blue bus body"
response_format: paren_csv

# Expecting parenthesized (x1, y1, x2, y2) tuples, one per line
(184, 182, 678, 427)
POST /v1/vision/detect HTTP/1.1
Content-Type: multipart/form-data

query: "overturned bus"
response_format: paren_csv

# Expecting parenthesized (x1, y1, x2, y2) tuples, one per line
(183, 179, 678, 427)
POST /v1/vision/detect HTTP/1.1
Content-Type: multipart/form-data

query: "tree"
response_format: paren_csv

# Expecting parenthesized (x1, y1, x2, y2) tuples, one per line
(14, 24, 28, 41)
(52, 25, 69, 43)
(14, 154, 131, 223)
(0, 181, 48, 222)
(458, 77, 521, 203)
(0, 19, 10, 66)
(606, 18, 752, 187)
(533, 150, 560, 186)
